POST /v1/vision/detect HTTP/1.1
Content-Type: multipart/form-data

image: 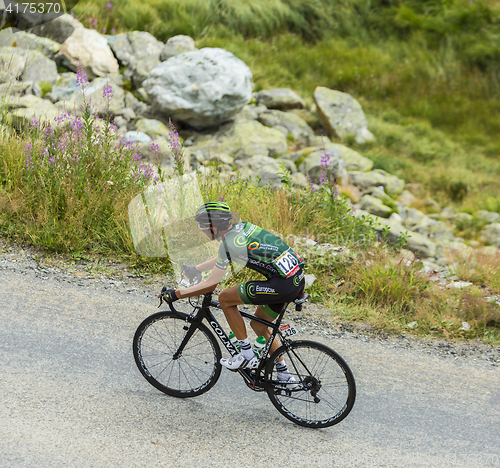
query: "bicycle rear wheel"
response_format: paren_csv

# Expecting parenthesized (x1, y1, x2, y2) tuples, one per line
(133, 311, 222, 398)
(265, 340, 356, 428)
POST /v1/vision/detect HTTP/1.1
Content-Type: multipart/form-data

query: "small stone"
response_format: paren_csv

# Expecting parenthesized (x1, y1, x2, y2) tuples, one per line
(447, 281, 473, 289)
(398, 190, 416, 207)
(314, 86, 374, 143)
(160, 35, 197, 61)
(477, 210, 500, 224)
(254, 88, 306, 110)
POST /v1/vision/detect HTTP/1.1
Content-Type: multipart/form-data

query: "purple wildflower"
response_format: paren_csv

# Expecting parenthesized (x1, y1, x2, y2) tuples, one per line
(48, 156, 56, 164)
(103, 82, 113, 99)
(133, 152, 142, 161)
(321, 151, 331, 169)
(107, 2, 112, 9)
(54, 111, 71, 124)
(72, 117, 85, 132)
(76, 63, 89, 88)
(111, 28, 116, 34)
(24, 142, 34, 170)
(58, 135, 69, 153)
(43, 124, 54, 139)
(133, 164, 154, 182)
(217, 193, 225, 201)
(102, 27, 107, 33)
(30, 115, 40, 130)
(316, 149, 333, 187)
(25, 156, 34, 171)
(149, 139, 160, 155)
(92, 18, 97, 27)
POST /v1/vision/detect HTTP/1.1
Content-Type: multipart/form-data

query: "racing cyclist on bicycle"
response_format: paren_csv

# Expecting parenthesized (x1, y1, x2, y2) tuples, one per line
(160, 201, 305, 382)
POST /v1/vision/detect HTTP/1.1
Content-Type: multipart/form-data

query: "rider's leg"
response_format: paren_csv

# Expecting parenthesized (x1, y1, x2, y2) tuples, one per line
(250, 306, 283, 361)
(250, 306, 295, 382)
(218, 285, 257, 363)
(218, 285, 247, 340)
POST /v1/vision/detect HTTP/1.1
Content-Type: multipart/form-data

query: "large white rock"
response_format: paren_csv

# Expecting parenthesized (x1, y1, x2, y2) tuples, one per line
(57, 28, 119, 79)
(143, 48, 253, 129)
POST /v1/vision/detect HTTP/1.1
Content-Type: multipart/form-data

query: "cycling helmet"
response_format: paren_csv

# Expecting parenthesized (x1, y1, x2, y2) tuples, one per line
(195, 201, 232, 230)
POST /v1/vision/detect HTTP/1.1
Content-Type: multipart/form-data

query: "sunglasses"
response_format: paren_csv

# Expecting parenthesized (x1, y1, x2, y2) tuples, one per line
(198, 223, 213, 230)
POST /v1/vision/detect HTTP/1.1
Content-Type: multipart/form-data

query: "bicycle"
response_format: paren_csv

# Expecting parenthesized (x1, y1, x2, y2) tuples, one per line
(132, 289, 356, 428)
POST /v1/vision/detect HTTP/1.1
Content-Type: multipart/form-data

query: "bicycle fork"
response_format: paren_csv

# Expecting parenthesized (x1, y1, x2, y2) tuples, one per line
(171, 316, 200, 360)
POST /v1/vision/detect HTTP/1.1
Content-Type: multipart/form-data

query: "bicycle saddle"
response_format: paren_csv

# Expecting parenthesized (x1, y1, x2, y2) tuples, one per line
(293, 293, 309, 311)
(294, 293, 309, 304)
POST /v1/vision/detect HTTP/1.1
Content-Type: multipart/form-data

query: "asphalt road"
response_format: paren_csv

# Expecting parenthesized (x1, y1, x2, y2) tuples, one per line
(1, 268, 500, 468)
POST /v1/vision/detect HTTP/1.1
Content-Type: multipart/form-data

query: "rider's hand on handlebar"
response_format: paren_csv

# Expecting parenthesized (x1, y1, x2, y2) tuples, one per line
(158, 287, 179, 304)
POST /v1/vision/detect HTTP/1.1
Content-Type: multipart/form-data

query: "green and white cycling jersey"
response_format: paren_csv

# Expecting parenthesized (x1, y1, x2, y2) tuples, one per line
(215, 222, 304, 279)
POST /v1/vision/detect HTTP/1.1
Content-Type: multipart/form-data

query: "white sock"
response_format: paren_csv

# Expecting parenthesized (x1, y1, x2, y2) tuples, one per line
(276, 359, 291, 380)
(238, 338, 254, 361)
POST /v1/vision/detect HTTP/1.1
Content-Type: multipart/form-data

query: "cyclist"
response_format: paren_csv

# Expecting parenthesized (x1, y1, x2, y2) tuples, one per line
(160, 201, 305, 381)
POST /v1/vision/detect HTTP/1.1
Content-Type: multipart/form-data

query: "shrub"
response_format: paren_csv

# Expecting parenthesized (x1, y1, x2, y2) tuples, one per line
(0, 66, 155, 253)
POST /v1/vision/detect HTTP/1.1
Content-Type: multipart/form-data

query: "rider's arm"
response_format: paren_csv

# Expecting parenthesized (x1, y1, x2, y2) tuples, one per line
(176, 263, 226, 299)
(195, 257, 217, 272)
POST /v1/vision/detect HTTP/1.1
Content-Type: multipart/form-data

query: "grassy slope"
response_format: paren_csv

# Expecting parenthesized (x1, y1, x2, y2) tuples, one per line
(73, 0, 500, 216)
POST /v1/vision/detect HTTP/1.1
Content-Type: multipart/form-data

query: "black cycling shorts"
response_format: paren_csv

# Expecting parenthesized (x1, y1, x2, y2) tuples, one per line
(237, 270, 305, 319)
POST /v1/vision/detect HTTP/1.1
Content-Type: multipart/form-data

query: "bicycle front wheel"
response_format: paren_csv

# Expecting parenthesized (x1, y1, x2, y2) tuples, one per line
(265, 340, 356, 428)
(133, 311, 222, 398)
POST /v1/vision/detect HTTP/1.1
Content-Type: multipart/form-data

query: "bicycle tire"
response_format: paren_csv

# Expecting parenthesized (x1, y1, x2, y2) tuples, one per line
(265, 340, 356, 428)
(133, 311, 222, 398)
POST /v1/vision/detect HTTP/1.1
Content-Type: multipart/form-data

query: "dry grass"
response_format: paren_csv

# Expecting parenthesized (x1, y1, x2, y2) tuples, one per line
(446, 247, 500, 293)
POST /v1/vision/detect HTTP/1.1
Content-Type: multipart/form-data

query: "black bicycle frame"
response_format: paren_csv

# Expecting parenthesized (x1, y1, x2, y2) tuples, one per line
(168, 292, 290, 389)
